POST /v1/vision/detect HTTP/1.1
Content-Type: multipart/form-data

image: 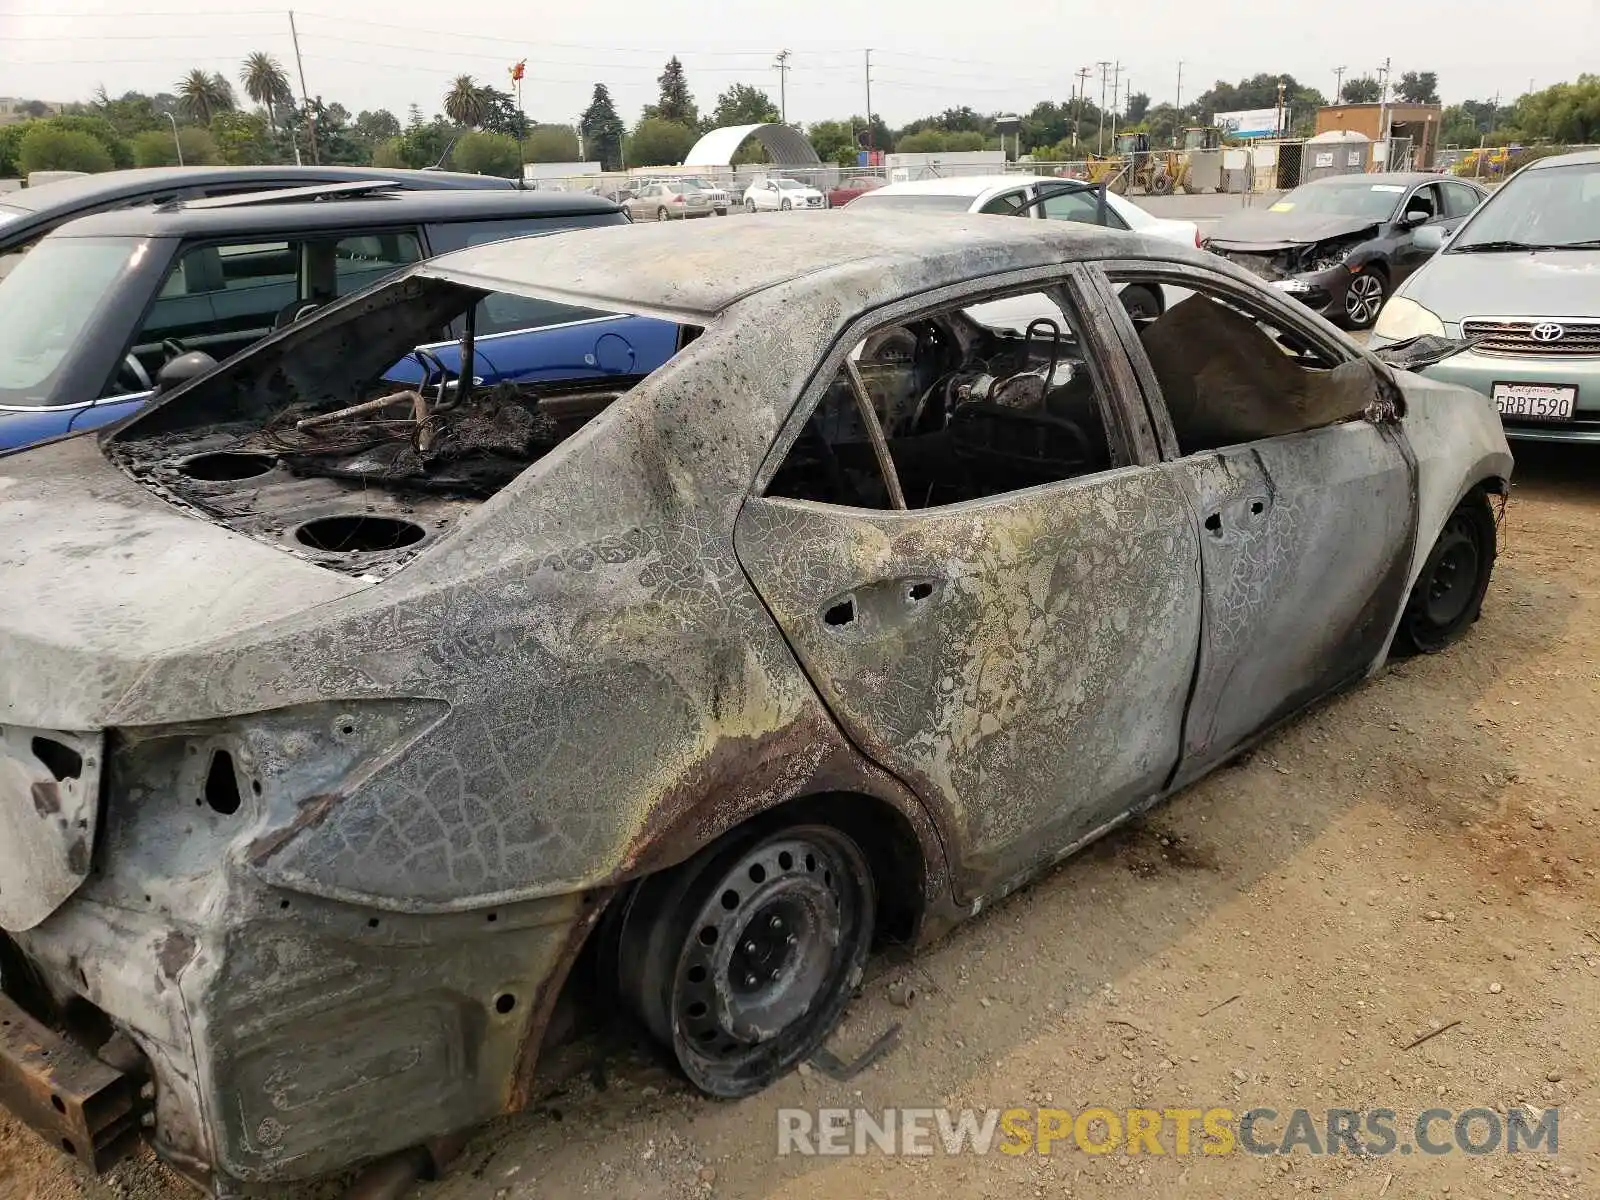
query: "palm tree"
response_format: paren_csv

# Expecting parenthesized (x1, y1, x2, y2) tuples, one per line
(175, 69, 236, 126)
(240, 51, 294, 133)
(443, 75, 488, 128)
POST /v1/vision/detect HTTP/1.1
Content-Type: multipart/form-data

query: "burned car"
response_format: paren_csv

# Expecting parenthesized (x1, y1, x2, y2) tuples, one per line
(1204, 172, 1487, 329)
(0, 214, 1510, 1195)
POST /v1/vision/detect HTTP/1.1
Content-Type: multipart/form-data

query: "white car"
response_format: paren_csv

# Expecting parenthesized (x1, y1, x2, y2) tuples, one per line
(845, 175, 1201, 319)
(744, 177, 827, 213)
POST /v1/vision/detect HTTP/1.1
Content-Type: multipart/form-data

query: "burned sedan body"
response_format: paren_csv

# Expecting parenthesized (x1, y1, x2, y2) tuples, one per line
(0, 214, 1510, 1194)
(1204, 172, 1487, 329)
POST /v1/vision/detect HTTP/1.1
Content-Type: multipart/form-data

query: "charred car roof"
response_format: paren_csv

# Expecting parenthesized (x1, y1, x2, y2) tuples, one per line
(44, 188, 622, 240)
(418, 210, 1194, 318)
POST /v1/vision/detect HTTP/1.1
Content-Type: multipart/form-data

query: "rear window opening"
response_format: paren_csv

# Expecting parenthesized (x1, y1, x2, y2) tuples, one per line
(108, 275, 698, 577)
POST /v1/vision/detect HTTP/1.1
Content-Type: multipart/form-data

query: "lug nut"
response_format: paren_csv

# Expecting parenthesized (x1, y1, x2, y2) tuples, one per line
(786, 934, 797, 946)
(141, 1113, 157, 1128)
(139, 1082, 156, 1101)
(744, 974, 757, 987)
(769, 916, 783, 931)
(744, 940, 757, 955)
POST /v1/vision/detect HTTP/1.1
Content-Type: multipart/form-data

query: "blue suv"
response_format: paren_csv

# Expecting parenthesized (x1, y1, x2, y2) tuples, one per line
(0, 182, 679, 452)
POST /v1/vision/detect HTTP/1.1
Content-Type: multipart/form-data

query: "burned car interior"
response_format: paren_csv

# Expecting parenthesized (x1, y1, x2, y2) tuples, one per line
(105, 277, 699, 576)
(769, 278, 1379, 509)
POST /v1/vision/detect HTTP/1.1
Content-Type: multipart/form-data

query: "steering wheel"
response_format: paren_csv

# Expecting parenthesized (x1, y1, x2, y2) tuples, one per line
(118, 353, 153, 393)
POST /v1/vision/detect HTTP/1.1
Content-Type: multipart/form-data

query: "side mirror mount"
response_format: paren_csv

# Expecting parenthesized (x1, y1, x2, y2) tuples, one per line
(1400, 210, 1431, 228)
(1413, 224, 1447, 252)
(153, 350, 218, 395)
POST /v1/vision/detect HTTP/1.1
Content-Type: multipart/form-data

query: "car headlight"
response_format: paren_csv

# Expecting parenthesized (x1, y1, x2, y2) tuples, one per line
(1373, 295, 1446, 341)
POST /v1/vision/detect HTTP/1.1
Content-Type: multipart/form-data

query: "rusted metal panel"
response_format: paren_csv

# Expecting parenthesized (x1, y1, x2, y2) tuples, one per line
(0, 992, 140, 1172)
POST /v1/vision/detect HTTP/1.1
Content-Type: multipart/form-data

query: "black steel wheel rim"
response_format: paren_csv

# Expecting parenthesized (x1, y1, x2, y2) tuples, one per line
(1421, 513, 1479, 627)
(667, 829, 870, 1092)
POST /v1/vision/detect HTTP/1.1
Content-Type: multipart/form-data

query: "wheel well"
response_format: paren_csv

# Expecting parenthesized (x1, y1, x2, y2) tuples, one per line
(536, 790, 928, 1077)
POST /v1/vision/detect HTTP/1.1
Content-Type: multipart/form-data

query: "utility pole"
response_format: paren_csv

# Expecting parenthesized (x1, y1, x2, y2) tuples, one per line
(1096, 60, 1111, 155)
(1074, 66, 1092, 152)
(1333, 65, 1346, 105)
(863, 49, 874, 150)
(1175, 60, 1184, 112)
(773, 49, 791, 124)
(1110, 61, 1123, 146)
(287, 10, 318, 165)
(1376, 56, 1392, 168)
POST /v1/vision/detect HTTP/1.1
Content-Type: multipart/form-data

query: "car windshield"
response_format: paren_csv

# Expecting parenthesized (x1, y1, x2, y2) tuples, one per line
(0, 236, 137, 407)
(773, 179, 805, 190)
(1450, 161, 1600, 250)
(1275, 180, 1406, 219)
(845, 192, 975, 213)
(679, 177, 715, 189)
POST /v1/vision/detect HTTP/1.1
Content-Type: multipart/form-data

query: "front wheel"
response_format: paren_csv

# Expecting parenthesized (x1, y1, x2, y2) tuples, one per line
(614, 821, 875, 1098)
(657, 206, 672, 222)
(746, 199, 757, 213)
(1342, 268, 1388, 329)
(780, 199, 792, 211)
(1395, 491, 1497, 655)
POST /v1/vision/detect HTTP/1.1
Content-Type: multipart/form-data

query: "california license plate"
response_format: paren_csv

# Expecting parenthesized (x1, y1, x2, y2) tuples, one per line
(1492, 382, 1577, 421)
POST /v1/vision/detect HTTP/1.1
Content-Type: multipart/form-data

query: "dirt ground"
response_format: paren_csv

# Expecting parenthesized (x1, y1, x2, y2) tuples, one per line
(4, 441, 1597, 1200)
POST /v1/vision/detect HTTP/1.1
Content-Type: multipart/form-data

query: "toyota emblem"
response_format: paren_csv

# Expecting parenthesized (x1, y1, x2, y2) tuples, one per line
(1531, 322, 1566, 342)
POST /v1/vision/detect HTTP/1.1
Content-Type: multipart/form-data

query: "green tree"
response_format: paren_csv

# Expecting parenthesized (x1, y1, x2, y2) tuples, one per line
(1197, 73, 1327, 113)
(130, 125, 219, 166)
(176, 69, 236, 125)
(240, 51, 294, 136)
(644, 57, 698, 127)
(210, 110, 273, 164)
(626, 116, 696, 167)
(479, 87, 528, 139)
(1513, 75, 1600, 143)
(805, 118, 858, 165)
(0, 124, 28, 176)
(371, 137, 409, 169)
(895, 128, 949, 153)
(1140, 102, 1182, 146)
(711, 83, 779, 128)
(351, 109, 401, 160)
(91, 89, 163, 140)
(1395, 71, 1440, 104)
(443, 75, 488, 128)
(1124, 91, 1151, 123)
(521, 123, 580, 163)
(18, 125, 113, 174)
(31, 113, 132, 168)
(452, 130, 521, 177)
(580, 83, 625, 170)
(1341, 75, 1383, 104)
(13, 100, 51, 119)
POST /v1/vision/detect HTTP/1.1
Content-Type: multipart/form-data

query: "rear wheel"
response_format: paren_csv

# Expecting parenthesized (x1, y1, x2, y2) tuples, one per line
(746, 198, 757, 213)
(657, 206, 672, 222)
(614, 821, 875, 1097)
(1396, 491, 1497, 654)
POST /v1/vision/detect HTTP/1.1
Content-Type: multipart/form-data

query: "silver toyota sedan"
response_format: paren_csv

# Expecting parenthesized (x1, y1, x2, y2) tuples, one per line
(1371, 149, 1600, 443)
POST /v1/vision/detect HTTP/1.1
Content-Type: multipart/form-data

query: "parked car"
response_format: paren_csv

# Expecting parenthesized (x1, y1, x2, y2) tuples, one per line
(744, 176, 827, 211)
(0, 164, 516, 277)
(845, 175, 1201, 318)
(827, 175, 886, 207)
(625, 180, 717, 221)
(672, 175, 731, 215)
(1369, 149, 1600, 443)
(0, 182, 678, 452)
(1203, 172, 1489, 329)
(0, 213, 1508, 1196)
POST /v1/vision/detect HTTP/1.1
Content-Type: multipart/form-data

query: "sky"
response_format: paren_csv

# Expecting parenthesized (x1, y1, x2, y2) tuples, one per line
(1, 0, 1595, 129)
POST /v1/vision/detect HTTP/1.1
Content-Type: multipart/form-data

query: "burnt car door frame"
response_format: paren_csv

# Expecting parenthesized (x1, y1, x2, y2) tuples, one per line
(1085, 258, 1420, 788)
(735, 262, 1206, 900)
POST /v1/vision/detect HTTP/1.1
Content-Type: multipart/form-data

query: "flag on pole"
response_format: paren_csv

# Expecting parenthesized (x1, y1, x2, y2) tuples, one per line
(510, 59, 526, 83)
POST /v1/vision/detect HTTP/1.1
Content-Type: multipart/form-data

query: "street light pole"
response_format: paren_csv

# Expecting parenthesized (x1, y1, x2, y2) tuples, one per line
(164, 111, 184, 166)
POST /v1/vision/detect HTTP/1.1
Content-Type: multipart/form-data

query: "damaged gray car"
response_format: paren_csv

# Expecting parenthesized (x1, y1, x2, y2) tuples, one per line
(0, 213, 1511, 1196)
